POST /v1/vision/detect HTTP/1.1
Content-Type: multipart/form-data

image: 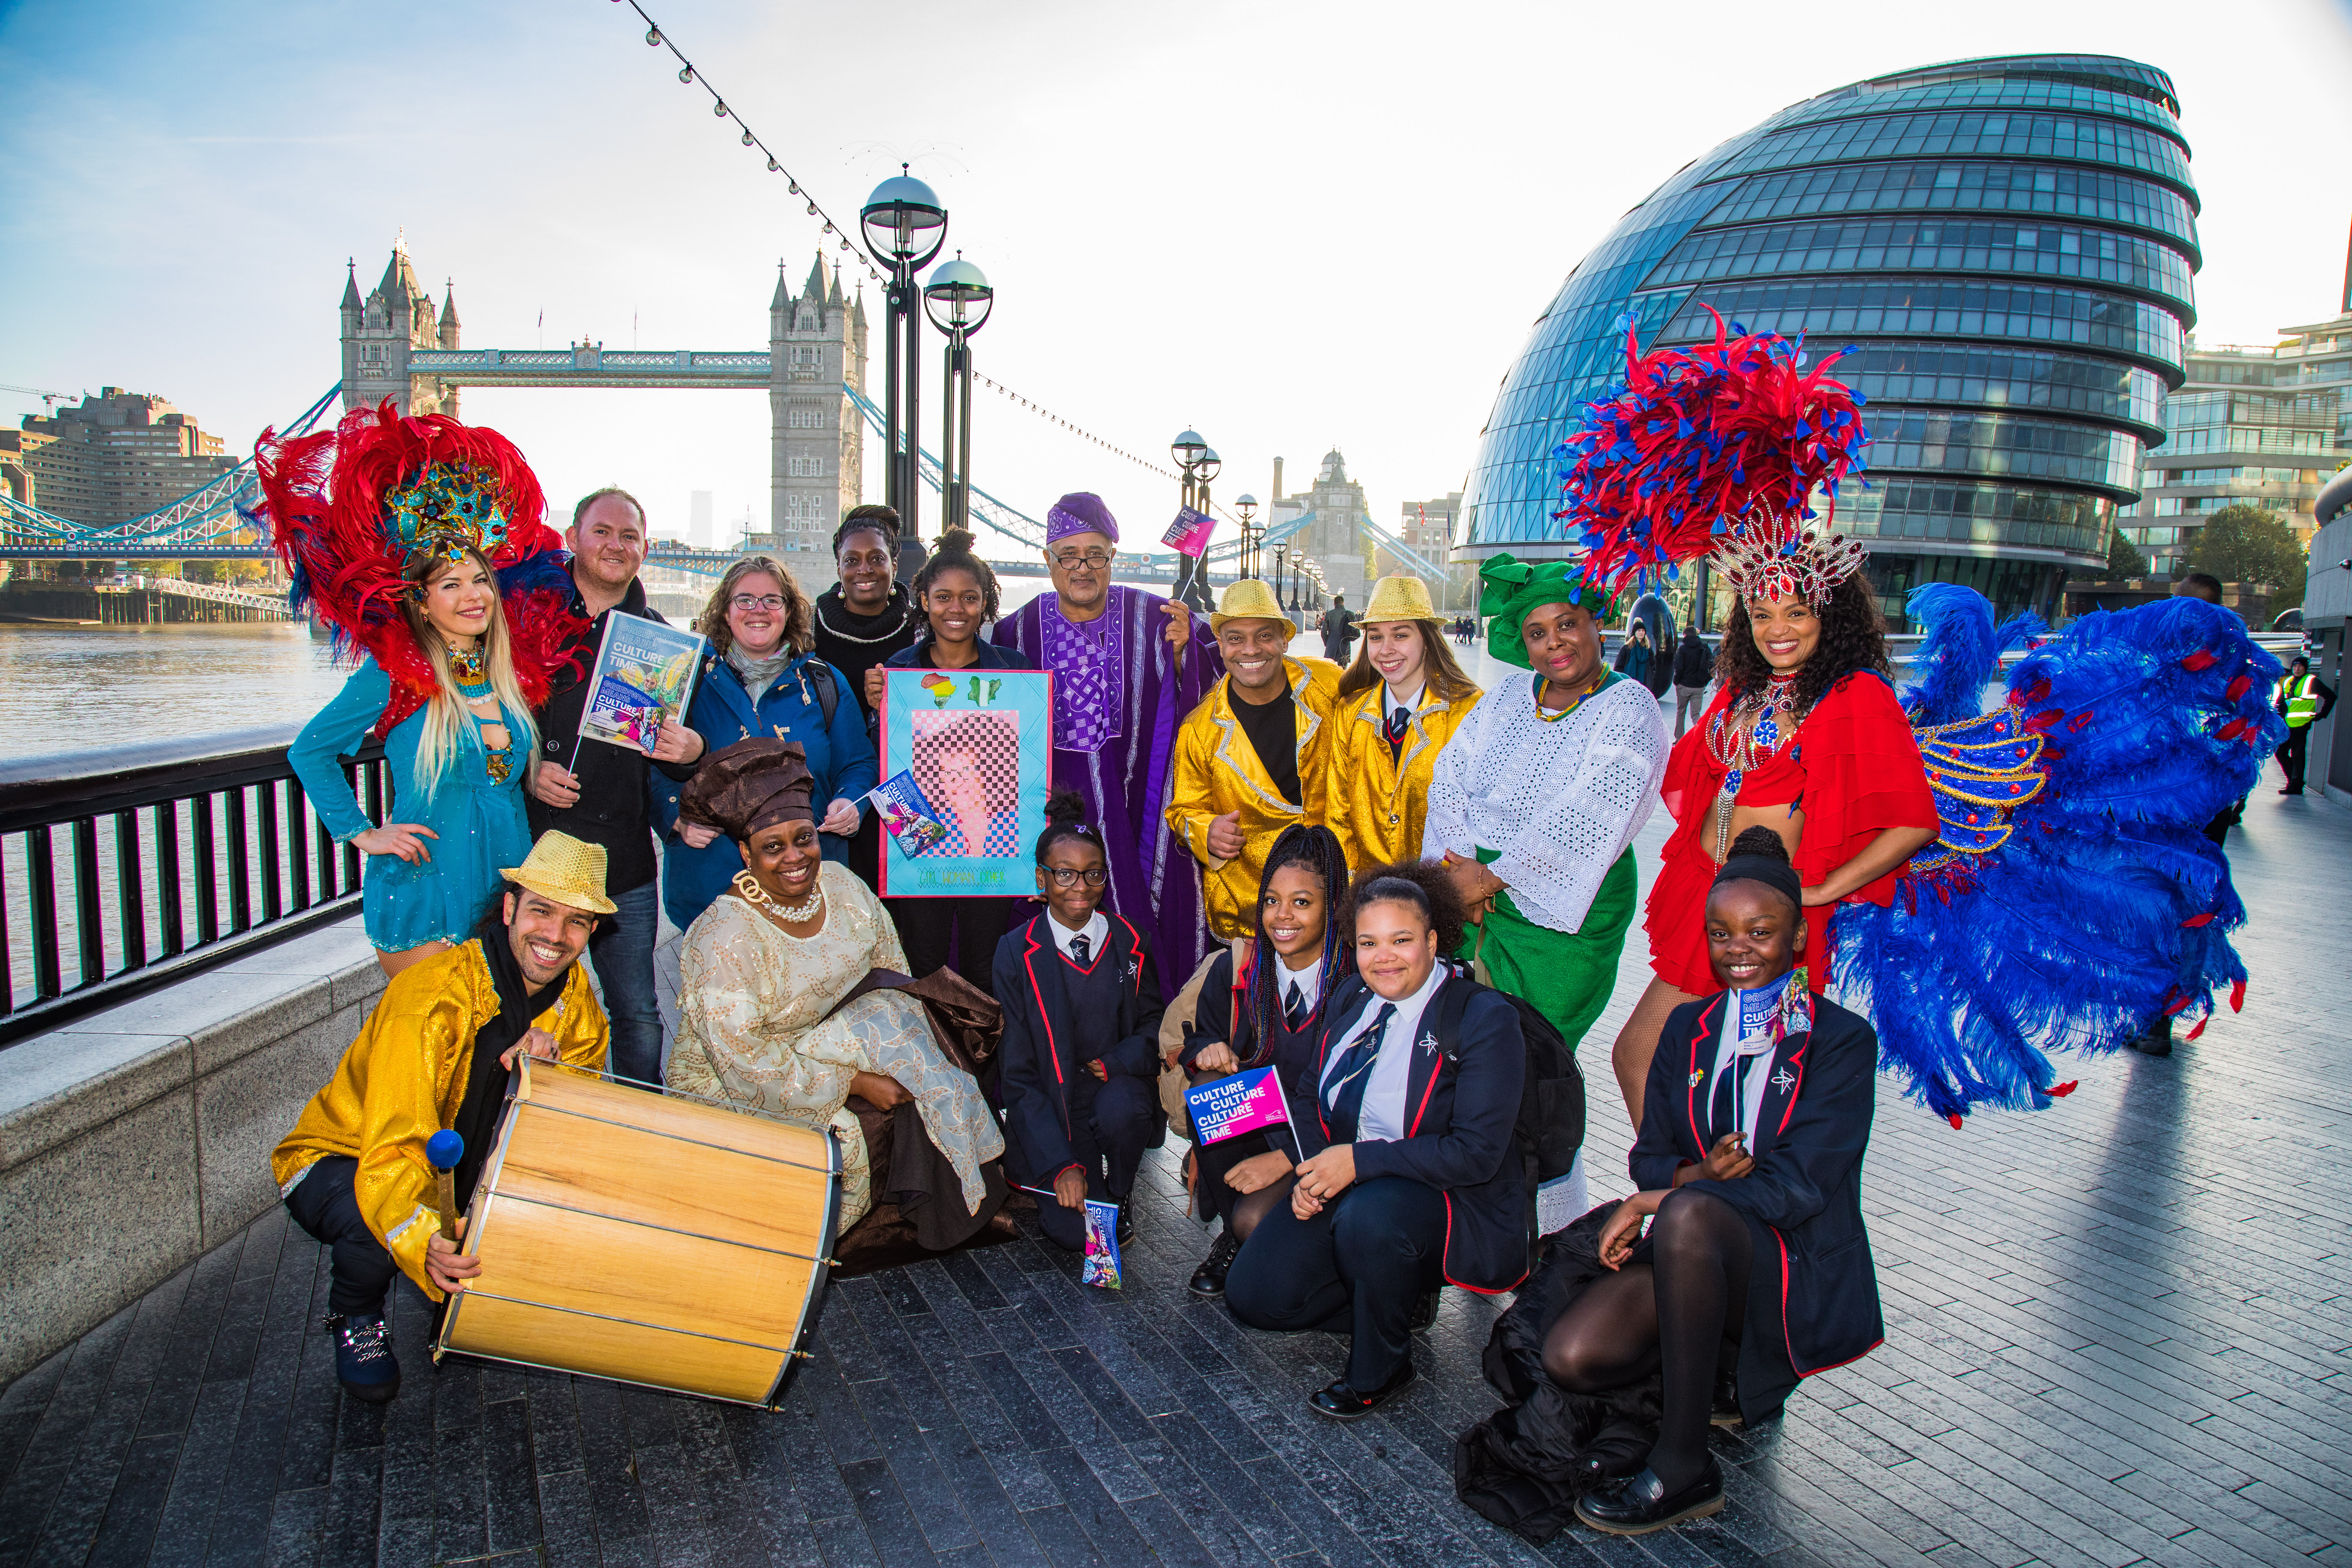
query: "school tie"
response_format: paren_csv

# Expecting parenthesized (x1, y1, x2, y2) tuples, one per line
(1069, 933, 1091, 965)
(1285, 979, 1309, 1031)
(1382, 705, 1411, 746)
(1322, 1002, 1396, 1143)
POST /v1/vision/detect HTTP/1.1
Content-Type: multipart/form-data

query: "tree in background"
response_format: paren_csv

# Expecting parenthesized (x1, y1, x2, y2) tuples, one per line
(2186, 504, 2309, 615)
(2106, 526, 2149, 579)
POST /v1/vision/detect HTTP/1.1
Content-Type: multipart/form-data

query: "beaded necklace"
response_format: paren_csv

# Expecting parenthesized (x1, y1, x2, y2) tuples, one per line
(1704, 672, 1800, 863)
(1530, 670, 1607, 724)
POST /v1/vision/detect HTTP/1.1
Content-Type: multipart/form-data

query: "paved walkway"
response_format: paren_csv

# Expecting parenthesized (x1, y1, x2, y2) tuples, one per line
(4, 784, 2347, 1568)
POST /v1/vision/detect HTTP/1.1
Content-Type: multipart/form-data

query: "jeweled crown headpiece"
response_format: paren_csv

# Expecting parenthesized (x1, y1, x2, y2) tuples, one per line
(1559, 310, 1872, 606)
(387, 461, 510, 569)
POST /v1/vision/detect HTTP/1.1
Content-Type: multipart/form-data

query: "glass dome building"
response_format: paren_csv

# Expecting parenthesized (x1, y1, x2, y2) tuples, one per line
(1457, 54, 2197, 628)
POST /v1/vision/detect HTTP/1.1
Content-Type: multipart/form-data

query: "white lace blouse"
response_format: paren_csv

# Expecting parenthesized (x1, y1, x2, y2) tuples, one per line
(1422, 673, 1671, 933)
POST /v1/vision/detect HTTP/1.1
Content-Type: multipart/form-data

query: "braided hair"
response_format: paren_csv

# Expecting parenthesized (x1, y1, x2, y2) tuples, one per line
(1241, 825, 1354, 1067)
(911, 527, 1003, 632)
(1033, 788, 1102, 862)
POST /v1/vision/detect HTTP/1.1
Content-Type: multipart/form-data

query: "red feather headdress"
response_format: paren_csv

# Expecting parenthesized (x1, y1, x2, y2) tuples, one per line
(1559, 310, 1871, 602)
(250, 400, 583, 735)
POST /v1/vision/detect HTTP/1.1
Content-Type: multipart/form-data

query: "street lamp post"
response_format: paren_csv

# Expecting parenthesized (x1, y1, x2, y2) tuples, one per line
(1170, 429, 1213, 610)
(922, 254, 994, 537)
(860, 165, 947, 543)
(1234, 495, 1259, 581)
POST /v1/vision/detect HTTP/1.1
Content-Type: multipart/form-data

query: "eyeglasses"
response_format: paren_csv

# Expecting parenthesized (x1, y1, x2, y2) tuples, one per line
(730, 594, 787, 611)
(1050, 551, 1113, 571)
(1040, 867, 1108, 887)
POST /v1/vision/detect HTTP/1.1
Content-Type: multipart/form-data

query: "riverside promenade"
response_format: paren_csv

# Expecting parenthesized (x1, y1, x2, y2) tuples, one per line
(2, 791, 2347, 1568)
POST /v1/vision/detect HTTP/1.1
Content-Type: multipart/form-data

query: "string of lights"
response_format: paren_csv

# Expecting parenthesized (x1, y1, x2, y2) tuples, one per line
(972, 373, 1180, 481)
(611, 0, 885, 287)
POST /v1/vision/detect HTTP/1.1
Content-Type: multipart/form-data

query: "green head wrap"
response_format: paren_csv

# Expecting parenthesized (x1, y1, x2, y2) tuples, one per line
(1478, 553, 1624, 670)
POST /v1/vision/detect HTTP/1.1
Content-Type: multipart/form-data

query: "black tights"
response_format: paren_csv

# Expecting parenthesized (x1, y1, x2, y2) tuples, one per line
(1540, 1188, 1751, 1491)
(1228, 1175, 1295, 1243)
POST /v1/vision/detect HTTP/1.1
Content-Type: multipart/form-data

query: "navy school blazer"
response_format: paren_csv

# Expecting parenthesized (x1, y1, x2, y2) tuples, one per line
(992, 910, 1167, 1188)
(1631, 989, 1883, 1404)
(1295, 971, 1528, 1294)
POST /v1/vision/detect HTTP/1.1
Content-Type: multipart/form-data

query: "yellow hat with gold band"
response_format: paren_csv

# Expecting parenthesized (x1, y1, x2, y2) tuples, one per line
(500, 830, 619, 915)
(1209, 577, 1298, 638)
(1361, 573, 1438, 624)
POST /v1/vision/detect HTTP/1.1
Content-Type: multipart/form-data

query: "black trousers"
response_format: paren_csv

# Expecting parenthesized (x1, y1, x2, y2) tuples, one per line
(2279, 725, 2310, 791)
(1224, 1176, 1447, 1390)
(1037, 1075, 1156, 1252)
(888, 895, 1016, 997)
(283, 1156, 398, 1317)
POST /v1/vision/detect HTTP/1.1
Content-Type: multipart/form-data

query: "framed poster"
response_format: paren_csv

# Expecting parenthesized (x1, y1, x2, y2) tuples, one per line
(872, 668, 1054, 897)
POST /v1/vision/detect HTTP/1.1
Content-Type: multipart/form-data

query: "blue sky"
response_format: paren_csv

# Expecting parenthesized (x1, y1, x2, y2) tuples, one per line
(4, 0, 2351, 554)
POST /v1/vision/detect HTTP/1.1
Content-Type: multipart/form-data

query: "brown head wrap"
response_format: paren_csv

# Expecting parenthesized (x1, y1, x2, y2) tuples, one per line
(680, 738, 817, 840)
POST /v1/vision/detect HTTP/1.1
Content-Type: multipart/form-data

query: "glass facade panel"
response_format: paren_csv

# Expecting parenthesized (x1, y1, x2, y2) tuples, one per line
(1649, 217, 2192, 310)
(1459, 54, 2191, 575)
(1650, 278, 2184, 372)
(1856, 551, 2069, 631)
(1833, 342, 2163, 435)
(1728, 111, 2194, 195)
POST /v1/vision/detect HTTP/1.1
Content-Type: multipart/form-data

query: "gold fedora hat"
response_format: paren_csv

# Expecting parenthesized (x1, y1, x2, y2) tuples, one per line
(1209, 577, 1298, 638)
(1361, 573, 1438, 623)
(500, 830, 619, 915)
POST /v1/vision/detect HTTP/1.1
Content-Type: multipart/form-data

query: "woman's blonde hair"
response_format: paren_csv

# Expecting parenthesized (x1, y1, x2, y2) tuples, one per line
(696, 554, 814, 658)
(1336, 617, 1478, 704)
(397, 545, 539, 806)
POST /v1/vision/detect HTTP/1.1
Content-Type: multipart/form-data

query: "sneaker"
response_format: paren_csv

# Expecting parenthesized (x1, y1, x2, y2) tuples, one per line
(1188, 1228, 1242, 1298)
(327, 1312, 400, 1404)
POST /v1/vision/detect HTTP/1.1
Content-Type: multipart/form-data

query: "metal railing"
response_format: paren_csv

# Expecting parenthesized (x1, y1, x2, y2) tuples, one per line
(0, 726, 390, 1046)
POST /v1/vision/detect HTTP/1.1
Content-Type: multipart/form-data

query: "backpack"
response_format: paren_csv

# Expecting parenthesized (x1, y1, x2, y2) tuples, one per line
(1434, 973, 1586, 1268)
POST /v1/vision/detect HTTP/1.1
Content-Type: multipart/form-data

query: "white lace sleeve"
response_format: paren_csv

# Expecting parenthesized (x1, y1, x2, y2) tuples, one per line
(1420, 689, 1485, 860)
(1488, 681, 1671, 933)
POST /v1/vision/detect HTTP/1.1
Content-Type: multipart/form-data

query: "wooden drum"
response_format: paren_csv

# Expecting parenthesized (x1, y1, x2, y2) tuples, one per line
(435, 1055, 841, 1407)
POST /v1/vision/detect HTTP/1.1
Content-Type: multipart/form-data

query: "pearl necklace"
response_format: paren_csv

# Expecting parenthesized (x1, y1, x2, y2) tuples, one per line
(733, 868, 824, 925)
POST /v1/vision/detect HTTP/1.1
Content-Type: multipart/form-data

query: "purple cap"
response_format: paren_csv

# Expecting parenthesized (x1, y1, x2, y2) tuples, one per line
(1045, 492, 1119, 546)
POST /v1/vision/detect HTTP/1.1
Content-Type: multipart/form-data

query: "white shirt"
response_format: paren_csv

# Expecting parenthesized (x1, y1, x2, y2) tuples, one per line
(1711, 982, 1785, 1142)
(1048, 911, 1108, 964)
(1274, 952, 1321, 1017)
(1383, 680, 1424, 726)
(1321, 961, 1449, 1144)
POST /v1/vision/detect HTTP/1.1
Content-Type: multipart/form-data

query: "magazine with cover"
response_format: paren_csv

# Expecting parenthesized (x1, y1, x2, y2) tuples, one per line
(867, 769, 952, 859)
(576, 614, 706, 757)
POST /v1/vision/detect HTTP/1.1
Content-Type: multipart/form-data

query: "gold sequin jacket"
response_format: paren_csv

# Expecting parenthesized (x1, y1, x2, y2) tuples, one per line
(269, 939, 608, 1300)
(1325, 679, 1483, 870)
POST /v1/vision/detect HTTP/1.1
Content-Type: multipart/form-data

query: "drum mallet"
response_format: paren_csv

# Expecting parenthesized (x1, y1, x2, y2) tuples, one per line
(427, 1130, 464, 1244)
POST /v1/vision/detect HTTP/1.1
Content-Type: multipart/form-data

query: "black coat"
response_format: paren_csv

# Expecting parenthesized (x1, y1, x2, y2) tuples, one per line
(1297, 972, 1528, 1293)
(993, 911, 1166, 1186)
(1671, 633, 1714, 688)
(1631, 990, 1883, 1419)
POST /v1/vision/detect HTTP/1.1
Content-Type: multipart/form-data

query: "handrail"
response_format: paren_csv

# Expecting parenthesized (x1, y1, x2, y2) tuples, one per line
(0, 726, 391, 1045)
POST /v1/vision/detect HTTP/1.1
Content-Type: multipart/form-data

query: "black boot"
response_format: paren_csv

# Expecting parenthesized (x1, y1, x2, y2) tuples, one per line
(1574, 1457, 1725, 1535)
(1188, 1228, 1242, 1298)
(2127, 1016, 2174, 1057)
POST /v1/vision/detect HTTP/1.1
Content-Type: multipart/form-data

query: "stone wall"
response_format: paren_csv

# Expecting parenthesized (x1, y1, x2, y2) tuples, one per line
(0, 920, 383, 1385)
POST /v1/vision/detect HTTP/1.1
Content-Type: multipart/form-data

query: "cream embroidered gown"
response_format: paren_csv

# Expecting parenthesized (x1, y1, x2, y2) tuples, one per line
(668, 861, 1003, 1226)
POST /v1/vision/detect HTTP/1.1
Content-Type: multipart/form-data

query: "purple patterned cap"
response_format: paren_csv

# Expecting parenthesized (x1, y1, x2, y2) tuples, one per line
(1045, 492, 1119, 546)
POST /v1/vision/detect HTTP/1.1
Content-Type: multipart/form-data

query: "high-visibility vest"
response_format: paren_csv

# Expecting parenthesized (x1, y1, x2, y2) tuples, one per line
(2286, 675, 2322, 728)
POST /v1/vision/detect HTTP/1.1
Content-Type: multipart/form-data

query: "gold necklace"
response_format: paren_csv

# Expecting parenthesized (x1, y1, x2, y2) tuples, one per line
(1532, 670, 1606, 723)
(450, 643, 485, 681)
(733, 868, 824, 925)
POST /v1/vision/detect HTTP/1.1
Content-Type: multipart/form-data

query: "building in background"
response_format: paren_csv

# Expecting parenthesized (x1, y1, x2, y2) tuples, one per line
(1399, 493, 1460, 560)
(1266, 449, 1370, 604)
(17, 390, 238, 530)
(1457, 53, 2198, 630)
(749, 256, 868, 585)
(340, 235, 460, 420)
(2121, 289, 2351, 577)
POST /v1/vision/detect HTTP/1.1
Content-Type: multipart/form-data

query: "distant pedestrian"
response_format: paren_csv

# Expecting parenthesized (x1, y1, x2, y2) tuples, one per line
(1613, 622, 1654, 692)
(2274, 656, 2333, 796)
(1319, 592, 1359, 663)
(526, 487, 708, 1086)
(1670, 625, 1714, 739)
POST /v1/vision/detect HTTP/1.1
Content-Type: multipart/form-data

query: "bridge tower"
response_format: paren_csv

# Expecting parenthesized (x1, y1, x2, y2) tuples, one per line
(339, 234, 458, 419)
(763, 253, 868, 590)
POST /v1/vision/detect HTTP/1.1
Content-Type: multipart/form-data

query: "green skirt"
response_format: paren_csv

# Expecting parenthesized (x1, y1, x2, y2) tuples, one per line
(1458, 847, 1637, 1053)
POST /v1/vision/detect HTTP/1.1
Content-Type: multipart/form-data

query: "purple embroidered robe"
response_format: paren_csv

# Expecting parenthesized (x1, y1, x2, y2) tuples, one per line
(997, 585, 1224, 978)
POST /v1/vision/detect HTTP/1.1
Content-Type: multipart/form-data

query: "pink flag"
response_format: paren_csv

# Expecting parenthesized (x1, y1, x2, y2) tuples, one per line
(1161, 506, 1216, 558)
(1186, 1066, 1293, 1145)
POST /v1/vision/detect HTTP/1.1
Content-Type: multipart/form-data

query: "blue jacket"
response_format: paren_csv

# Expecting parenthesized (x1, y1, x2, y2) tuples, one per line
(653, 652, 877, 931)
(1298, 971, 1529, 1293)
(1631, 990, 1883, 1420)
(880, 637, 1030, 674)
(993, 911, 1165, 1188)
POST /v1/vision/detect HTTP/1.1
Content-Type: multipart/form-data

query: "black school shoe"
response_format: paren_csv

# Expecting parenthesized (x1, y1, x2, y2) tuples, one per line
(1116, 1198, 1134, 1243)
(1409, 1289, 1440, 1334)
(1188, 1228, 1241, 1298)
(1574, 1458, 1725, 1535)
(327, 1312, 401, 1404)
(1308, 1361, 1417, 1420)
(1712, 1372, 1742, 1427)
